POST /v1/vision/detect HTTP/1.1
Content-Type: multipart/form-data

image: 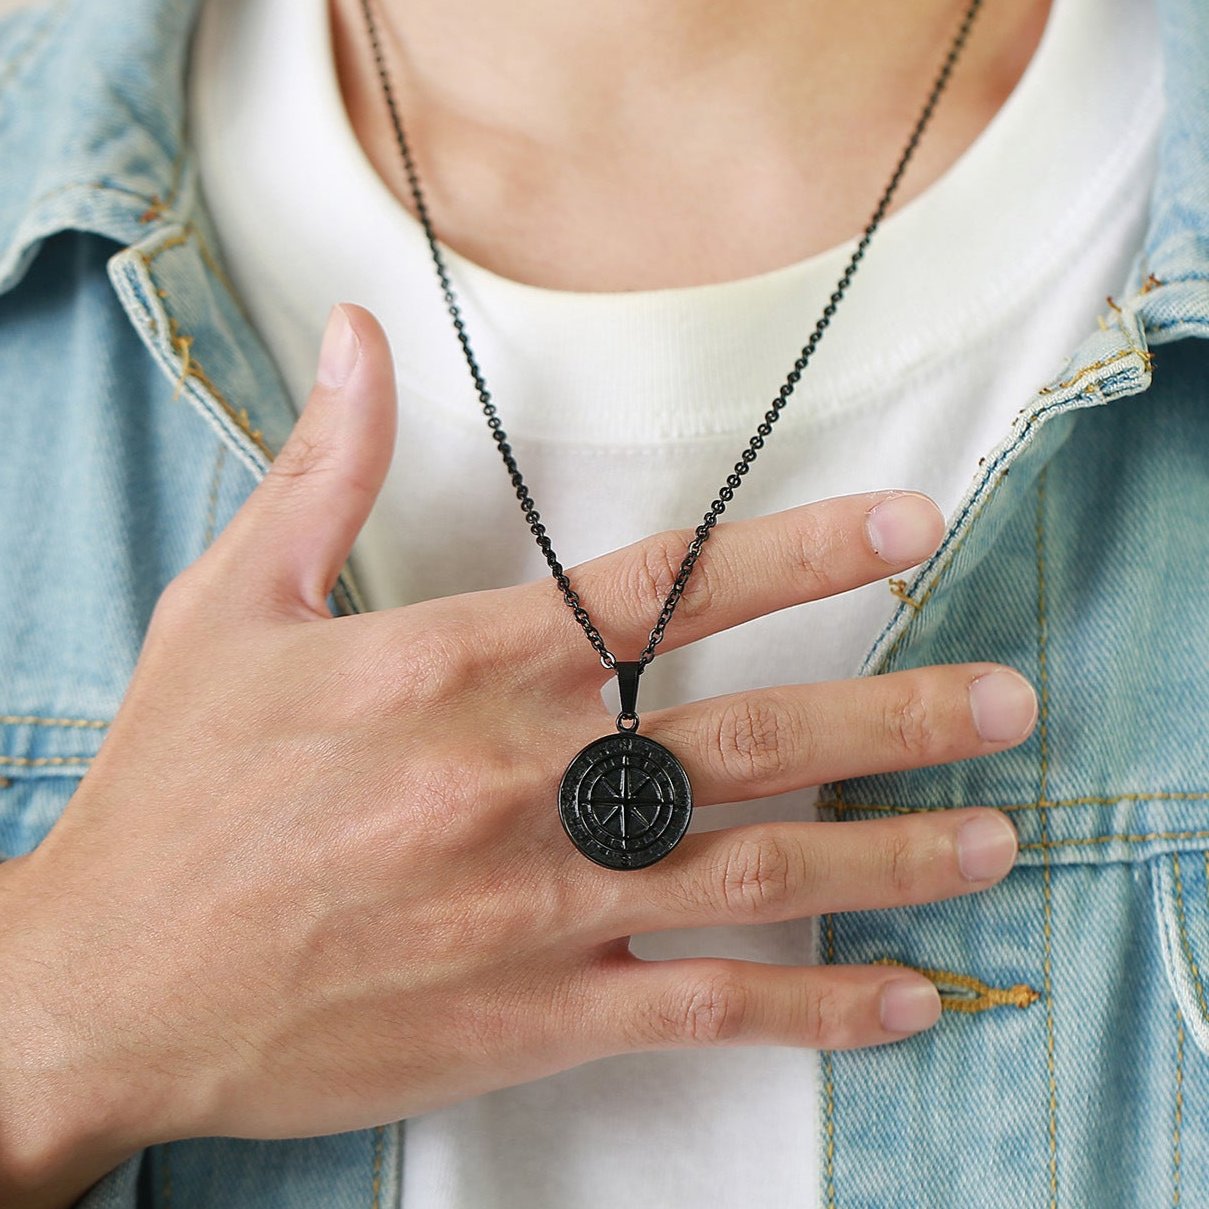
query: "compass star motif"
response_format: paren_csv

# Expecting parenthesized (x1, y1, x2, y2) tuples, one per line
(586, 754, 665, 840)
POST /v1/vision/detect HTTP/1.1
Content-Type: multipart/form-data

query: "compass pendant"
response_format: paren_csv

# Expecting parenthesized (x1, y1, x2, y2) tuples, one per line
(559, 731, 693, 870)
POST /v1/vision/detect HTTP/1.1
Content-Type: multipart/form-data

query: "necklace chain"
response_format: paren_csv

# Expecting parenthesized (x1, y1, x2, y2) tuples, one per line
(357, 0, 983, 672)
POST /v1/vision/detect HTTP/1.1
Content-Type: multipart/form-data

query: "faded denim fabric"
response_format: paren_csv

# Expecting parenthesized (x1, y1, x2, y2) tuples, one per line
(0, 0, 1206, 1206)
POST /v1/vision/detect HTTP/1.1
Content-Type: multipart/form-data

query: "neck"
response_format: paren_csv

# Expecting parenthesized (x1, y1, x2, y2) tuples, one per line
(332, 0, 1051, 290)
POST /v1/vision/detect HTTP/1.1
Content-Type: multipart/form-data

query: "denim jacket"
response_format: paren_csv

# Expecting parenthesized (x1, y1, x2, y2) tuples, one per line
(1, 0, 1208, 1205)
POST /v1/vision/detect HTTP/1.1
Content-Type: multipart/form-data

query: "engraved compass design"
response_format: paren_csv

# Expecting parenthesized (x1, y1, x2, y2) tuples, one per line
(559, 732, 693, 870)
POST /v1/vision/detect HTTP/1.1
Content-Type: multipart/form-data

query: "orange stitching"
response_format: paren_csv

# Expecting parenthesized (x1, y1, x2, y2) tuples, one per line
(1035, 467, 1059, 1206)
(0, 714, 107, 729)
(871, 957, 1038, 1013)
(0, 755, 91, 767)
(1140, 271, 1164, 295)
(0, 776, 11, 789)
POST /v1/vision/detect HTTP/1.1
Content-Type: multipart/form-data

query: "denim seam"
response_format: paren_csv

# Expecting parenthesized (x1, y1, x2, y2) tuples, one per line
(824, 792, 1209, 816)
(864, 313, 1152, 678)
(0, 714, 107, 729)
(1035, 465, 1059, 1208)
(0, 755, 90, 767)
(136, 228, 275, 462)
(117, 225, 368, 619)
(1021, 830, 1209, 851)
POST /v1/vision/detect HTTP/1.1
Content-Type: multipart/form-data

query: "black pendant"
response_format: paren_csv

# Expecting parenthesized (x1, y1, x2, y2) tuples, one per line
(559, 732, 693, 870)
(558, 662, 693, 870)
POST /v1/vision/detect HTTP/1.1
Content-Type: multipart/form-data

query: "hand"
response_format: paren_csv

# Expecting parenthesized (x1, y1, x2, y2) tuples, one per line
(0, 304, 1034, 1200)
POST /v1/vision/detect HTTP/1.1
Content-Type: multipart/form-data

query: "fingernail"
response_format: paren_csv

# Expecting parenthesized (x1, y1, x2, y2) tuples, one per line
(956, 812, 1018, 881)
(879, 979, 942, 1033)
(317, 303, 360, 388)
(969, 668, 1038, 743)
(865, 493, 944, 565)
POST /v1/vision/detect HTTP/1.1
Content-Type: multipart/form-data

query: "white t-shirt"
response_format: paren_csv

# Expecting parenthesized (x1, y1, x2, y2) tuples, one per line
(187, 0, 1161, 1203)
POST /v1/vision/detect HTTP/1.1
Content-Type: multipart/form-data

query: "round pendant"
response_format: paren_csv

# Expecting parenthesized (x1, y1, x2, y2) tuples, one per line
(559, 732, 693, 870)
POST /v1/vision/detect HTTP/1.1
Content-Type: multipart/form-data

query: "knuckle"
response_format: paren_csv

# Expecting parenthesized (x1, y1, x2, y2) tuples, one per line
(884, 684, 937, 761)
(631, 531, 718, 623)
(877, 827, 920, 898)
(791, 517, 843, 595)
(710, 695, 795, 784)
(801, 982, 850, 1047)
(267, 432, 338, 486)
(718, 830, 799, 919)
(658, 970, 750, 1046)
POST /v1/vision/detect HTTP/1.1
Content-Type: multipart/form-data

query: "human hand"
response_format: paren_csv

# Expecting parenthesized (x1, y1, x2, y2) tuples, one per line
(0, 304, 1033, 1200)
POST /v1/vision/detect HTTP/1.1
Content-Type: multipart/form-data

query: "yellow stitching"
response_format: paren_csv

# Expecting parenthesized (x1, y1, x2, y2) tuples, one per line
(1021, 830, 1209, 851)
(1174, 1009, 1184, 1206)
(0, 755, 92, 767)
(1036, 344, 1151, 396)
(1170, 852, 1209, 1018)
(1036, 466, 1059, 1207)
(371, 1124, 385, 1209)
(816, 791, 1209, 816)
(203, 443, 227, 550)
(137, 229, 274, 458)
(871, 957, 1039, 1014)
(142, 228, 191, 264)
(887, 578, 922, 611)
(0, 714, 107, 729)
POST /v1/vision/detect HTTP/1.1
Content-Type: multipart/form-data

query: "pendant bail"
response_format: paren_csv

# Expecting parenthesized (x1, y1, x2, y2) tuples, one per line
(615, 661, 643, 732)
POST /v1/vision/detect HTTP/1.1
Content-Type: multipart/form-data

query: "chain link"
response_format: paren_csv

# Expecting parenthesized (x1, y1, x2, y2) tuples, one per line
(358, 0, 983, 672)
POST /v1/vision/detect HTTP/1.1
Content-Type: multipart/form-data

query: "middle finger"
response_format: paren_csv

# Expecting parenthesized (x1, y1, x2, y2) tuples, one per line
(642, 661, 1039, 807)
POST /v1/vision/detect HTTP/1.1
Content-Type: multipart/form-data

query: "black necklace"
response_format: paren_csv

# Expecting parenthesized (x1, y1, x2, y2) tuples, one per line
(356, 0, 983, 870)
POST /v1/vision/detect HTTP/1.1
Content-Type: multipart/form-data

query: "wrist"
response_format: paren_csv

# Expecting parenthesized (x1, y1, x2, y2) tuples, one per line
(0, 853, 164, 1200)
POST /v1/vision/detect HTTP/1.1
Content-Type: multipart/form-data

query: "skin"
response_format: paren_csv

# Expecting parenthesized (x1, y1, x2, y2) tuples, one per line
(330, 0, 1053, 289)
(0, 1, 1051, 1203)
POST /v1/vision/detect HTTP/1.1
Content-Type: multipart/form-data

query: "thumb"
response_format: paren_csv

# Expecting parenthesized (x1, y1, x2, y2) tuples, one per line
(206, 303, 397, 619)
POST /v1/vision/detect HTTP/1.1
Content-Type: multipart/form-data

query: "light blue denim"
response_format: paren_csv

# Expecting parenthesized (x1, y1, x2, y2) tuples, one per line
(1, 0, 1207, 1205)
